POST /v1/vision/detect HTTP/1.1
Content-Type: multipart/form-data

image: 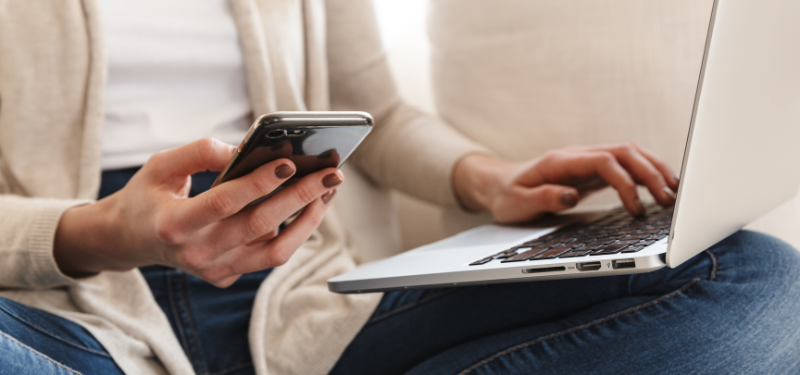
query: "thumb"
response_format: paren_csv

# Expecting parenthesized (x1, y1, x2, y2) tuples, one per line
(146, 137, 237, 180)
(522, 184, 580, 213)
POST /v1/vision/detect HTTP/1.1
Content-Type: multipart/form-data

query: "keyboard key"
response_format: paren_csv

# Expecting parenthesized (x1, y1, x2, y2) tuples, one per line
(582, 239, 614, 250)
(529, 245, 573, 260)
(470, 257, 493, 266)
(495, 252, 518, 259)
(648, 233, 668, 240)
(499, 207, 674, 260)
(573, 235, 597, 243)
(621, 245, 646, 253)
(502, 249, 545, 262)
(490, 249, 519, 258)
(559, 249, 593, 258)
(591, 241, 633, 255)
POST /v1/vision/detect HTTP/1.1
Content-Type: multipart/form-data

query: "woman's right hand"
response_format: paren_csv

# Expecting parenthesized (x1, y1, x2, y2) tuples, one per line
(54, 138, 342, 287)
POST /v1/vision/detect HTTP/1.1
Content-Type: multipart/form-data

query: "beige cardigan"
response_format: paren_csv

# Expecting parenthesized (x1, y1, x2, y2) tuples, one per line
(0, 0, 487, 374)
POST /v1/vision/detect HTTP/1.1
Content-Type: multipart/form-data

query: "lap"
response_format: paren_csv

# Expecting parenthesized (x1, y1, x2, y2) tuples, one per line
(140, 265, 271, 375)
(332, 230, 800, 375)
(0, 296, 124, 375)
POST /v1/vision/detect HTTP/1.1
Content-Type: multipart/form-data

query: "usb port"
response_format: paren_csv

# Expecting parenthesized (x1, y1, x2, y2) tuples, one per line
(612, 259, 636, 269)
(576, 262, 601, 271)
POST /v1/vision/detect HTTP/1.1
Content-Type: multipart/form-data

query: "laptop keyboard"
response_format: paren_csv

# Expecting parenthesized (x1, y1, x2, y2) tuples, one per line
(469, 204, 672, 266)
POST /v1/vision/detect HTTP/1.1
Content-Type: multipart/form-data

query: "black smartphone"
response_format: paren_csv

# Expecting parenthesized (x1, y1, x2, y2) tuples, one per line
(212, 111, 373, 203)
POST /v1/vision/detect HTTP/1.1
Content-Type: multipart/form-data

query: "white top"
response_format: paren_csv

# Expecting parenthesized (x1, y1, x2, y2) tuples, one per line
(99, 0, 252, 170)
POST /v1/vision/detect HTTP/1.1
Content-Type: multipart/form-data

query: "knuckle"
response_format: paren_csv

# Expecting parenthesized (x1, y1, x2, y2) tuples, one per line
(594, 151, 616, 165)
(148, 150, 167, 165)
(246, 213, 274, 238)
(174, 249, 206, 271)
(268, 245, 291, 266)
(294, 184, 318, 204)
(616, 143, 636, 155)
(154, 218, 181, 245)
(196, 137, 217, 154)
(212, 278, 233, 289)
(198, 268, 223, 284)
(195, 137, 219, 165)
(620, 179, 638, 192)
(207, 193, 236, 217)
(251, 175, 275, 196)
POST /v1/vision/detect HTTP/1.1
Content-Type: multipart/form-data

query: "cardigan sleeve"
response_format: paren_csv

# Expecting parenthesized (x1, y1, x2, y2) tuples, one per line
(0, 195, 86, 288)
(325, 0, 491, 208)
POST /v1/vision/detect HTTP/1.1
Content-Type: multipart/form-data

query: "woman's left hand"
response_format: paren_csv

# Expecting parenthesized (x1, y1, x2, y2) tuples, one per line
(452, 143, 680, 224)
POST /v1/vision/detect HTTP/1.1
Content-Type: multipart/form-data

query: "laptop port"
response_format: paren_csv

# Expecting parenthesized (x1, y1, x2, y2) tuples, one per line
(522, 266, 566, 274)
(576, 262, 601, 271)
(612, 259, 636, 269)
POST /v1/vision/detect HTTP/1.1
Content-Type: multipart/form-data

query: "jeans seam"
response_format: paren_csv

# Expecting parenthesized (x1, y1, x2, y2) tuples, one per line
(178, 272, 209, 375)
(458, 277, 702, 375)
(167, 271, 191, 357)
(0, 329, 84, 375)
(0, 306, 111, 358)
(706, 249, 718, 281)
(367, 289, 458, 326)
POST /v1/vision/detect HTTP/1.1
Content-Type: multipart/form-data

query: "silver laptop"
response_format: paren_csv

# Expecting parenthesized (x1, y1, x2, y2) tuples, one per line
(329, 0, 800, 294)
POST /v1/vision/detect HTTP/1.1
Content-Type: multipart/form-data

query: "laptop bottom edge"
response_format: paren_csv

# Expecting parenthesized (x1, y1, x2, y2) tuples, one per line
(329, 252, 667, 294)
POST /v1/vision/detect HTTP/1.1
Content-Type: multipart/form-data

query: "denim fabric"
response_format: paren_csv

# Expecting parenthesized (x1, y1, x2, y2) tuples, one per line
(0, 297, 124, 375)
(330, 230, 800, 375)
(3, 167, 797, 375)
(139, 266, 269, 375)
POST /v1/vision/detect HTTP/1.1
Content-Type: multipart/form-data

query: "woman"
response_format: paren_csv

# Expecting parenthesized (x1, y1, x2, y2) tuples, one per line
(1, 0, 798, 374)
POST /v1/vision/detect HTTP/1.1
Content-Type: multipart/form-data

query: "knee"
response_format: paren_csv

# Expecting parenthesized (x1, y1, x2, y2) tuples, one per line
(711, 230, 800, 288)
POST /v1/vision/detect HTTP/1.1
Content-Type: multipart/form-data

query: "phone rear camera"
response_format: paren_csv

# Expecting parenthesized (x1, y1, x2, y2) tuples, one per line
(267, 129, 286, 138)
(287, 129, 306, 137)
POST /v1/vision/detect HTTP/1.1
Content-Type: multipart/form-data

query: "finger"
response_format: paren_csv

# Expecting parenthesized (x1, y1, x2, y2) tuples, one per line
(604, 145, 675, 207)
(548, 151, 645, 216)
(212, 274, 241, 289)
(248, 228, 280, 244)
(571, 177, 609, 195)
(211, 168, 343, 248)
(146, 138, 236, 181)
(498, 184, 580, 223)
(170, 158, 296, 232)
(631, 143, 680, 191)
(240, 196, 329, 274)
(205, 196, 330, 280)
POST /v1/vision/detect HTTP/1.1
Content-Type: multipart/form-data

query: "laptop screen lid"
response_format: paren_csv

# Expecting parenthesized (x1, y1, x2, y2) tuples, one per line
(667, 0, 800, 267)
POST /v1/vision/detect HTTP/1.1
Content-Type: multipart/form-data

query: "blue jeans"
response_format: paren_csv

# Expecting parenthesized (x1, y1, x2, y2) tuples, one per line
(0, 297, 124, 375)
(2, 168, 799, 374)
(331, 230, 800, 374)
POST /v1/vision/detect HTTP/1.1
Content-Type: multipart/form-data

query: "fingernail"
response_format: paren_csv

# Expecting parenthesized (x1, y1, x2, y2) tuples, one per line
(560, 190, 579, 208)
(322, 173, 343, 188)
(275, 164, 295, 179)
(634, 198, 646, 216)
(322, 189, 337, 206)
(673, 173, 681, 184)
(663, 186, 677, 202)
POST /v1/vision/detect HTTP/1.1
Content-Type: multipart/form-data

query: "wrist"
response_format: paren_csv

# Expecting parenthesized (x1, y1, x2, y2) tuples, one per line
(452, 153, 517, 212)
(54, 199, 130, 277)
